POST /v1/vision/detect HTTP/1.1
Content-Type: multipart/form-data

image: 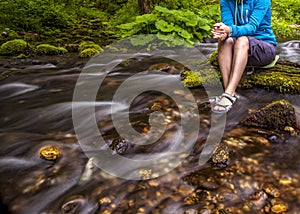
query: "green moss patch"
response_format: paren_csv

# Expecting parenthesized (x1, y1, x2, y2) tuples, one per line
(78, 41, 102, 58)
(0, 39, 27, 55)
(79, 48, 100, 58)
(240, 61, 300, 94)
(181, 68, 221, 88)
(182, 51, 300, 94)
(35, 44, 67, 55)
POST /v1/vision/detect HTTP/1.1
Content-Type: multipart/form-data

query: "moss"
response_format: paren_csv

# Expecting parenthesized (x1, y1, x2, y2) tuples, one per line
(78, 41, 103, 58)
(78, 41, 103, 53)
(241, 100, 299, 131)
(185, 52, 300, 94)
(35, 44, 68, 55)
(79, 48, 100, 58)
(16, 53, 28, 59)
(181, 68, 221, 88)
(208, 50, 219, 67)
(0, 39, 27, 55)
(240, 61, 300, 94)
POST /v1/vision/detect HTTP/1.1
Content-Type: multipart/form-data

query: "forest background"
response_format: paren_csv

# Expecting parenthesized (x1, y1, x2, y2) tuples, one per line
(0, 0, 299, 54)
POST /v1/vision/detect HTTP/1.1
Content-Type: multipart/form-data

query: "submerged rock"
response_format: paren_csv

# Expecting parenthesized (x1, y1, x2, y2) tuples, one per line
(39, 146, 61, 161)
(241, 100, 299, 132)
(109, 137, 129, 155)
(211, 143, 230, 167)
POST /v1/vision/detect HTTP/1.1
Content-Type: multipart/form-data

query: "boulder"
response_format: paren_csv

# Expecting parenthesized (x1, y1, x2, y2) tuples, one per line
(241, 100, 299, 132)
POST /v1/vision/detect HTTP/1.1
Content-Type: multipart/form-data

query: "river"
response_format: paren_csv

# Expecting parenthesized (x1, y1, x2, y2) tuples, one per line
(0, 40, 299, 214)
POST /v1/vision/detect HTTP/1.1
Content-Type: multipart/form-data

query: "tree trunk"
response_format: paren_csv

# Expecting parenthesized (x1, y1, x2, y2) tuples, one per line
(138, 0, 151, 15)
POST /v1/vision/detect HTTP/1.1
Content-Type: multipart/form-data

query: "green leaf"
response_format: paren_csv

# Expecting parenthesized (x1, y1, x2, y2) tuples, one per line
(130, 34, 156, 46)
(173, 25, 193, 39)
(155, 20, 175, 32)
(136, 14, 157, 24)
(117, 22, 137, 30)
(199, 25, 211, 31)
(154, 6, 171, 14)
(156, 32, 175, 41)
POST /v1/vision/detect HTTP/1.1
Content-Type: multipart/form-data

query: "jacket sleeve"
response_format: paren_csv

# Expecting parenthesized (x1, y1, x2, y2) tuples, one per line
(220, 0, 234, 26)
(231, 0, 270, 37)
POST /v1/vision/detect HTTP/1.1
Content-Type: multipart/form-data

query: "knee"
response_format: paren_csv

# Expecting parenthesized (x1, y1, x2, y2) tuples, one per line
(235, 36, 249, 50)
(219, 37, 234, 47)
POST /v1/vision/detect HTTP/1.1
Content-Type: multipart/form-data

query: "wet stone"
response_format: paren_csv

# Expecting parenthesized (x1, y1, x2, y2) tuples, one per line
(61, 195, 86, 214)
(183, 172, 220, 190)
(268, 134, 285, 144)
(211, 143, 230, 167)
(39, 146, 61, 161)
(269, 199, 288, 213)
(241, 100, 299, 132)
(242, 190, 268, 212)
(263, 184, 280, 198)
(109, 137, 129, 155)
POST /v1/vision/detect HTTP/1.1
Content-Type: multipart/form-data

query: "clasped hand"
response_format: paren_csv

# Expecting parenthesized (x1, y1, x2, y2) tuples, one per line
(212, 23, 230, 41)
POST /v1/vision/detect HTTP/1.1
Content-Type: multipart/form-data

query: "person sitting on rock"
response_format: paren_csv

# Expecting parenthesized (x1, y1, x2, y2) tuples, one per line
(211, 0, 277, 113)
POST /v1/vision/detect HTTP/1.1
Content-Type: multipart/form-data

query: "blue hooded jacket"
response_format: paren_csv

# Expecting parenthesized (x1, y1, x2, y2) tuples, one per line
(220, 0, 277, 45)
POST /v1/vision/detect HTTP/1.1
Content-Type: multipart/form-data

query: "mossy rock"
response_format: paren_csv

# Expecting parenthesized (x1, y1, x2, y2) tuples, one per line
(35, 44, 68, 55)
(0, 39, 27, 55)
(182, 52, 300, 94)
(240, 60, 300, 94)
(79, 48, 100, 58)
(65, 44, 79, 52)
(16, 53, 28, 59)
(181, 68, 221, 88)
(78, 41, 103, 53)
(241, 100, 299, 131)
(208, 50, 219, 67)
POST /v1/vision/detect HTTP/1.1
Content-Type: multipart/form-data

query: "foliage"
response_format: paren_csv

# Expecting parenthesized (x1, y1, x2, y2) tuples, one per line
(94, 0, 129, 14)
(272, 0, 300, 24)
(112, 0, 139, 26)
(271, 0, 300, 39)
(0, 39, 27, 55)
(272, 11, 298, 39)
(0, 0, 72, 34)
(35, 44, 68, 55)
(0, 0, 298, 49)
(117, 6, 215, 46)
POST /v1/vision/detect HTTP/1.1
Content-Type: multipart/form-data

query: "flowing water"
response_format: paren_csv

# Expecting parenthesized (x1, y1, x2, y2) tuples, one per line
(0, 41, 299, 214)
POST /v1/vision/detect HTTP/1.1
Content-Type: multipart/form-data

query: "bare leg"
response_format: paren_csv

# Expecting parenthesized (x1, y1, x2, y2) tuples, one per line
(218, 37, 234, 88)
(213, 36, 249, 112)
(225, 36, 249, 96)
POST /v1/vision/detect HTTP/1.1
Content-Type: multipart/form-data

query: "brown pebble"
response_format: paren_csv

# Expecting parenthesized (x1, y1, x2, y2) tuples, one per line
(39, 146, 61, 161)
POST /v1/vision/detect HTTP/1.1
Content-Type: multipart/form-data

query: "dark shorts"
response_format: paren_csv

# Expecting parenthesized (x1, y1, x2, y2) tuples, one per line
(231, 36, 277, 66)
(246, 36, 277, 66)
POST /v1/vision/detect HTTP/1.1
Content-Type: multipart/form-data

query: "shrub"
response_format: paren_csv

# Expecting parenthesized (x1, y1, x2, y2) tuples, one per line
(0, 39, 27, 55)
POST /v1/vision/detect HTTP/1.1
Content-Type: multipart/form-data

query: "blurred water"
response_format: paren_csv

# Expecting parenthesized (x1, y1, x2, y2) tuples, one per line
(0, 41, 299, 214)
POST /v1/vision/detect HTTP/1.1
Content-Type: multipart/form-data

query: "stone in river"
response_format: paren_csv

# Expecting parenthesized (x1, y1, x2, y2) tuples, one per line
(241, 100, 299, 132)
